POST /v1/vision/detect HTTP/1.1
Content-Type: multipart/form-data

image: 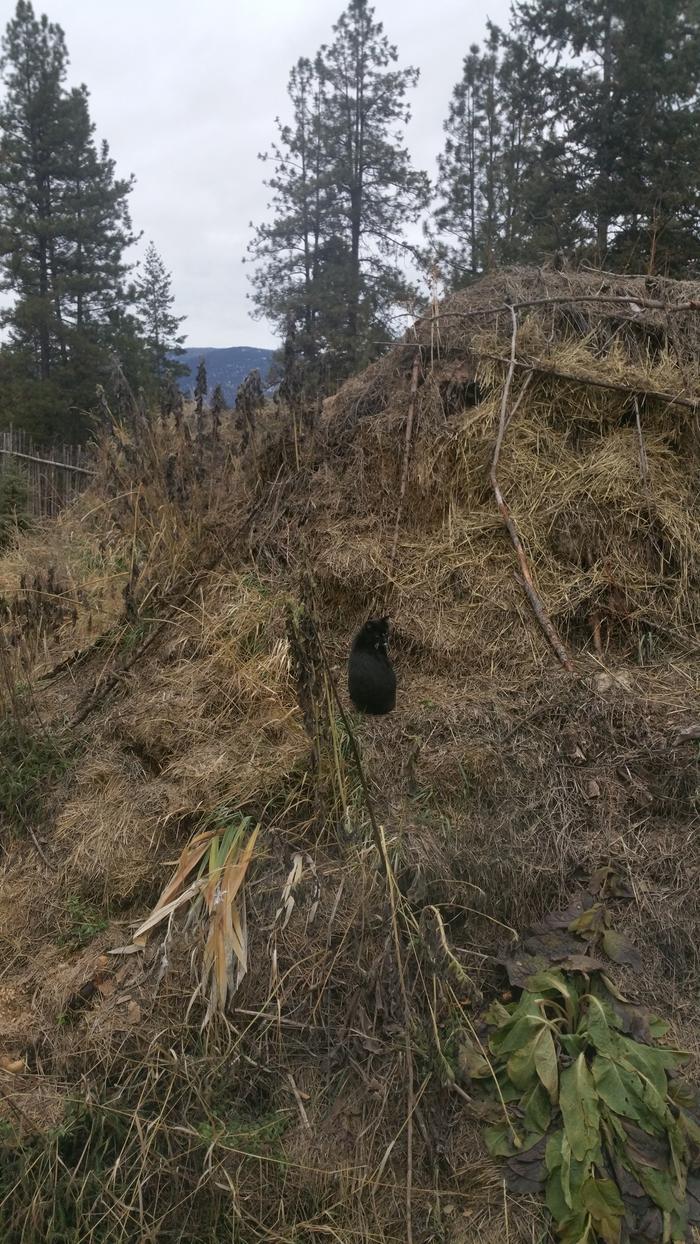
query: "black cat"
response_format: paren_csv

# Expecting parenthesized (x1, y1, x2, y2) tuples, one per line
(348, 617, 397, 715)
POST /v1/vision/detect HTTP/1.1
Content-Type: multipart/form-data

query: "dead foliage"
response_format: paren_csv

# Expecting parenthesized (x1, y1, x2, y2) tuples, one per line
(0, 267, 698, 1243)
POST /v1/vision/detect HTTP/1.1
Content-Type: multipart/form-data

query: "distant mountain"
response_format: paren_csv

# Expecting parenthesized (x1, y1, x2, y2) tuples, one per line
(176, 346, 276, 405)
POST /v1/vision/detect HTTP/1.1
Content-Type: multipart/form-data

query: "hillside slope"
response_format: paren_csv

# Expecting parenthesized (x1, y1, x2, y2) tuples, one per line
(177, 344, 275, 402)
(0, 267, 699, 1244)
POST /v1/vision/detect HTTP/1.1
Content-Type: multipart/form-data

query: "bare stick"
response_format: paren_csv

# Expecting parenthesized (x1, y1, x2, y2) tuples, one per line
(388, 347, 422, 571)
(503, 370, 533, 432)
(0, 447, 95, 476)
(634, 397, 651, 494)
(490, 309, 574, 673)
(22, 819, 51, 868)
(589, 611, 604, 658)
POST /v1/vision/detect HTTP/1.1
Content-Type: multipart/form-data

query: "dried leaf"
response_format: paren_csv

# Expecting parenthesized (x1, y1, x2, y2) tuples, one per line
(144, 831, 214, 918)
(501, 951, 549, 987)
(523, 929, 583, 963)
(504, 1134, 547, 1194)
(589, 867, 633, 899)
(556, 953, 606, 973)
(602, 928, 641, 969)
(0, 1056, 25, 1075)
(568, 904, 606, 937)
(532, 893, 594, 932)
(126, 1000, 141, 1024)
(634, 1166, 680, 1215)
(132, 878, 202, 943)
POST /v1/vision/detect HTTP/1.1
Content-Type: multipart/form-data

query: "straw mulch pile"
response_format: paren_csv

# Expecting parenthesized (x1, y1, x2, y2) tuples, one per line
(0, 266, 698, 1243)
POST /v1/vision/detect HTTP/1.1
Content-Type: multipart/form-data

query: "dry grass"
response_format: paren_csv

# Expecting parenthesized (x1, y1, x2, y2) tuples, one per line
(0, 266, 698, 1242)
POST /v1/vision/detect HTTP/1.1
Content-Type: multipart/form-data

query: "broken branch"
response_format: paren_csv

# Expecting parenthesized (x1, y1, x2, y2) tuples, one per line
(489, 308, 575, 674)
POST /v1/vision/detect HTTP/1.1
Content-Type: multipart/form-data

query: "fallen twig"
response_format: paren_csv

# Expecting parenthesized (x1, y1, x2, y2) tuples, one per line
(489, 308, 574, 674)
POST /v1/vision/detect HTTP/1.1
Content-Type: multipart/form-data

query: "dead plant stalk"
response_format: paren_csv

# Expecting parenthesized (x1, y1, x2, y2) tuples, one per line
(489, 307, 574, 674)
(310, 620, 416, 1244)
(389, 346, 422, 573)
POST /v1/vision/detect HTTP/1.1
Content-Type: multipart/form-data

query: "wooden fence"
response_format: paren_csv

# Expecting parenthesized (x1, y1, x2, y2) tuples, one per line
(0, 426, 94, 519)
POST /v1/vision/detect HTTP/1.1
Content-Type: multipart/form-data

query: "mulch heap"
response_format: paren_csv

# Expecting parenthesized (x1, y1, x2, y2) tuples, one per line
(0, 265, 698, 1244)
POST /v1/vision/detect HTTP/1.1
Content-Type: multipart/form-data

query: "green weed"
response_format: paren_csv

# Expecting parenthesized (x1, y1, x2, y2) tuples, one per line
(0, 462, 30, 551)
(56, 896, 109, 950)
(0, 713, 69, 829)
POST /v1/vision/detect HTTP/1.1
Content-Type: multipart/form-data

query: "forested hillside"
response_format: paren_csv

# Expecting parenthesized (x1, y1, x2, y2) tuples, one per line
(176, 346, 274, 404)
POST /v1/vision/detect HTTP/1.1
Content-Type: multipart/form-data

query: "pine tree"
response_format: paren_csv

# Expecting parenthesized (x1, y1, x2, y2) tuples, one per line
(0, 2, 68, 380)
(134, 242, 186, 397)
(211, 384, 226, 415)
(434, 25, 554, 283)
(210, 383, 226, 439)
(512, 0, 700, 273)
(58, 86, 136, 332)
(249, 0, 430, 388)
(194, 358, 207, 409)
(434, 46, 484, 280)
(247, 58, 330, 386)
(0, 1, 140, 438)
(315, 0, 430, 371)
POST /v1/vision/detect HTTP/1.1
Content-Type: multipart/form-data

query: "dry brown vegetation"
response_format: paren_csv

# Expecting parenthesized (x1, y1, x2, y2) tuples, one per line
(0, 266, 698, 1243)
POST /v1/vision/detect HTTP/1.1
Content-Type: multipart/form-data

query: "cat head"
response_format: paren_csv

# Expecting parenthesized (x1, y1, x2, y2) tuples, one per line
(355, 616, 390, 653)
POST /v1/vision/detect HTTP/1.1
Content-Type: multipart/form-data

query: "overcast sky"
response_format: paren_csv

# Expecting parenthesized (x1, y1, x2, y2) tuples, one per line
(0, 0, 512, 348)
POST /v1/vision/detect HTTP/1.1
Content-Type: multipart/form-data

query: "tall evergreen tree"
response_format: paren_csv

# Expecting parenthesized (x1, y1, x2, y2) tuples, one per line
(0, 1, 68, 380)
(134, 242, 186, 398)
(248, 0, 430, 388)
(434, 45, 485, 280)
(512, 0, 700, 273)
(435, 2, 700, 282)
(0, 1, 140, 439)
(58, 86, 136, 331)
(315, 0, 430, 370)
(434, 25, 559, 282)
(194, 358, 207, 411)
(247, 58, 330, 386)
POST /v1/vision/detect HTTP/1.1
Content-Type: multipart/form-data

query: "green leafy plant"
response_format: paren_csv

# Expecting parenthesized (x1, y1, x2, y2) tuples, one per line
(57, 895, 109, 949)
(474, 897, 700, 1242)
(195, 1109, 290, 1156)
(0, 462, 30, 551)
(0, 714, 69, 828)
